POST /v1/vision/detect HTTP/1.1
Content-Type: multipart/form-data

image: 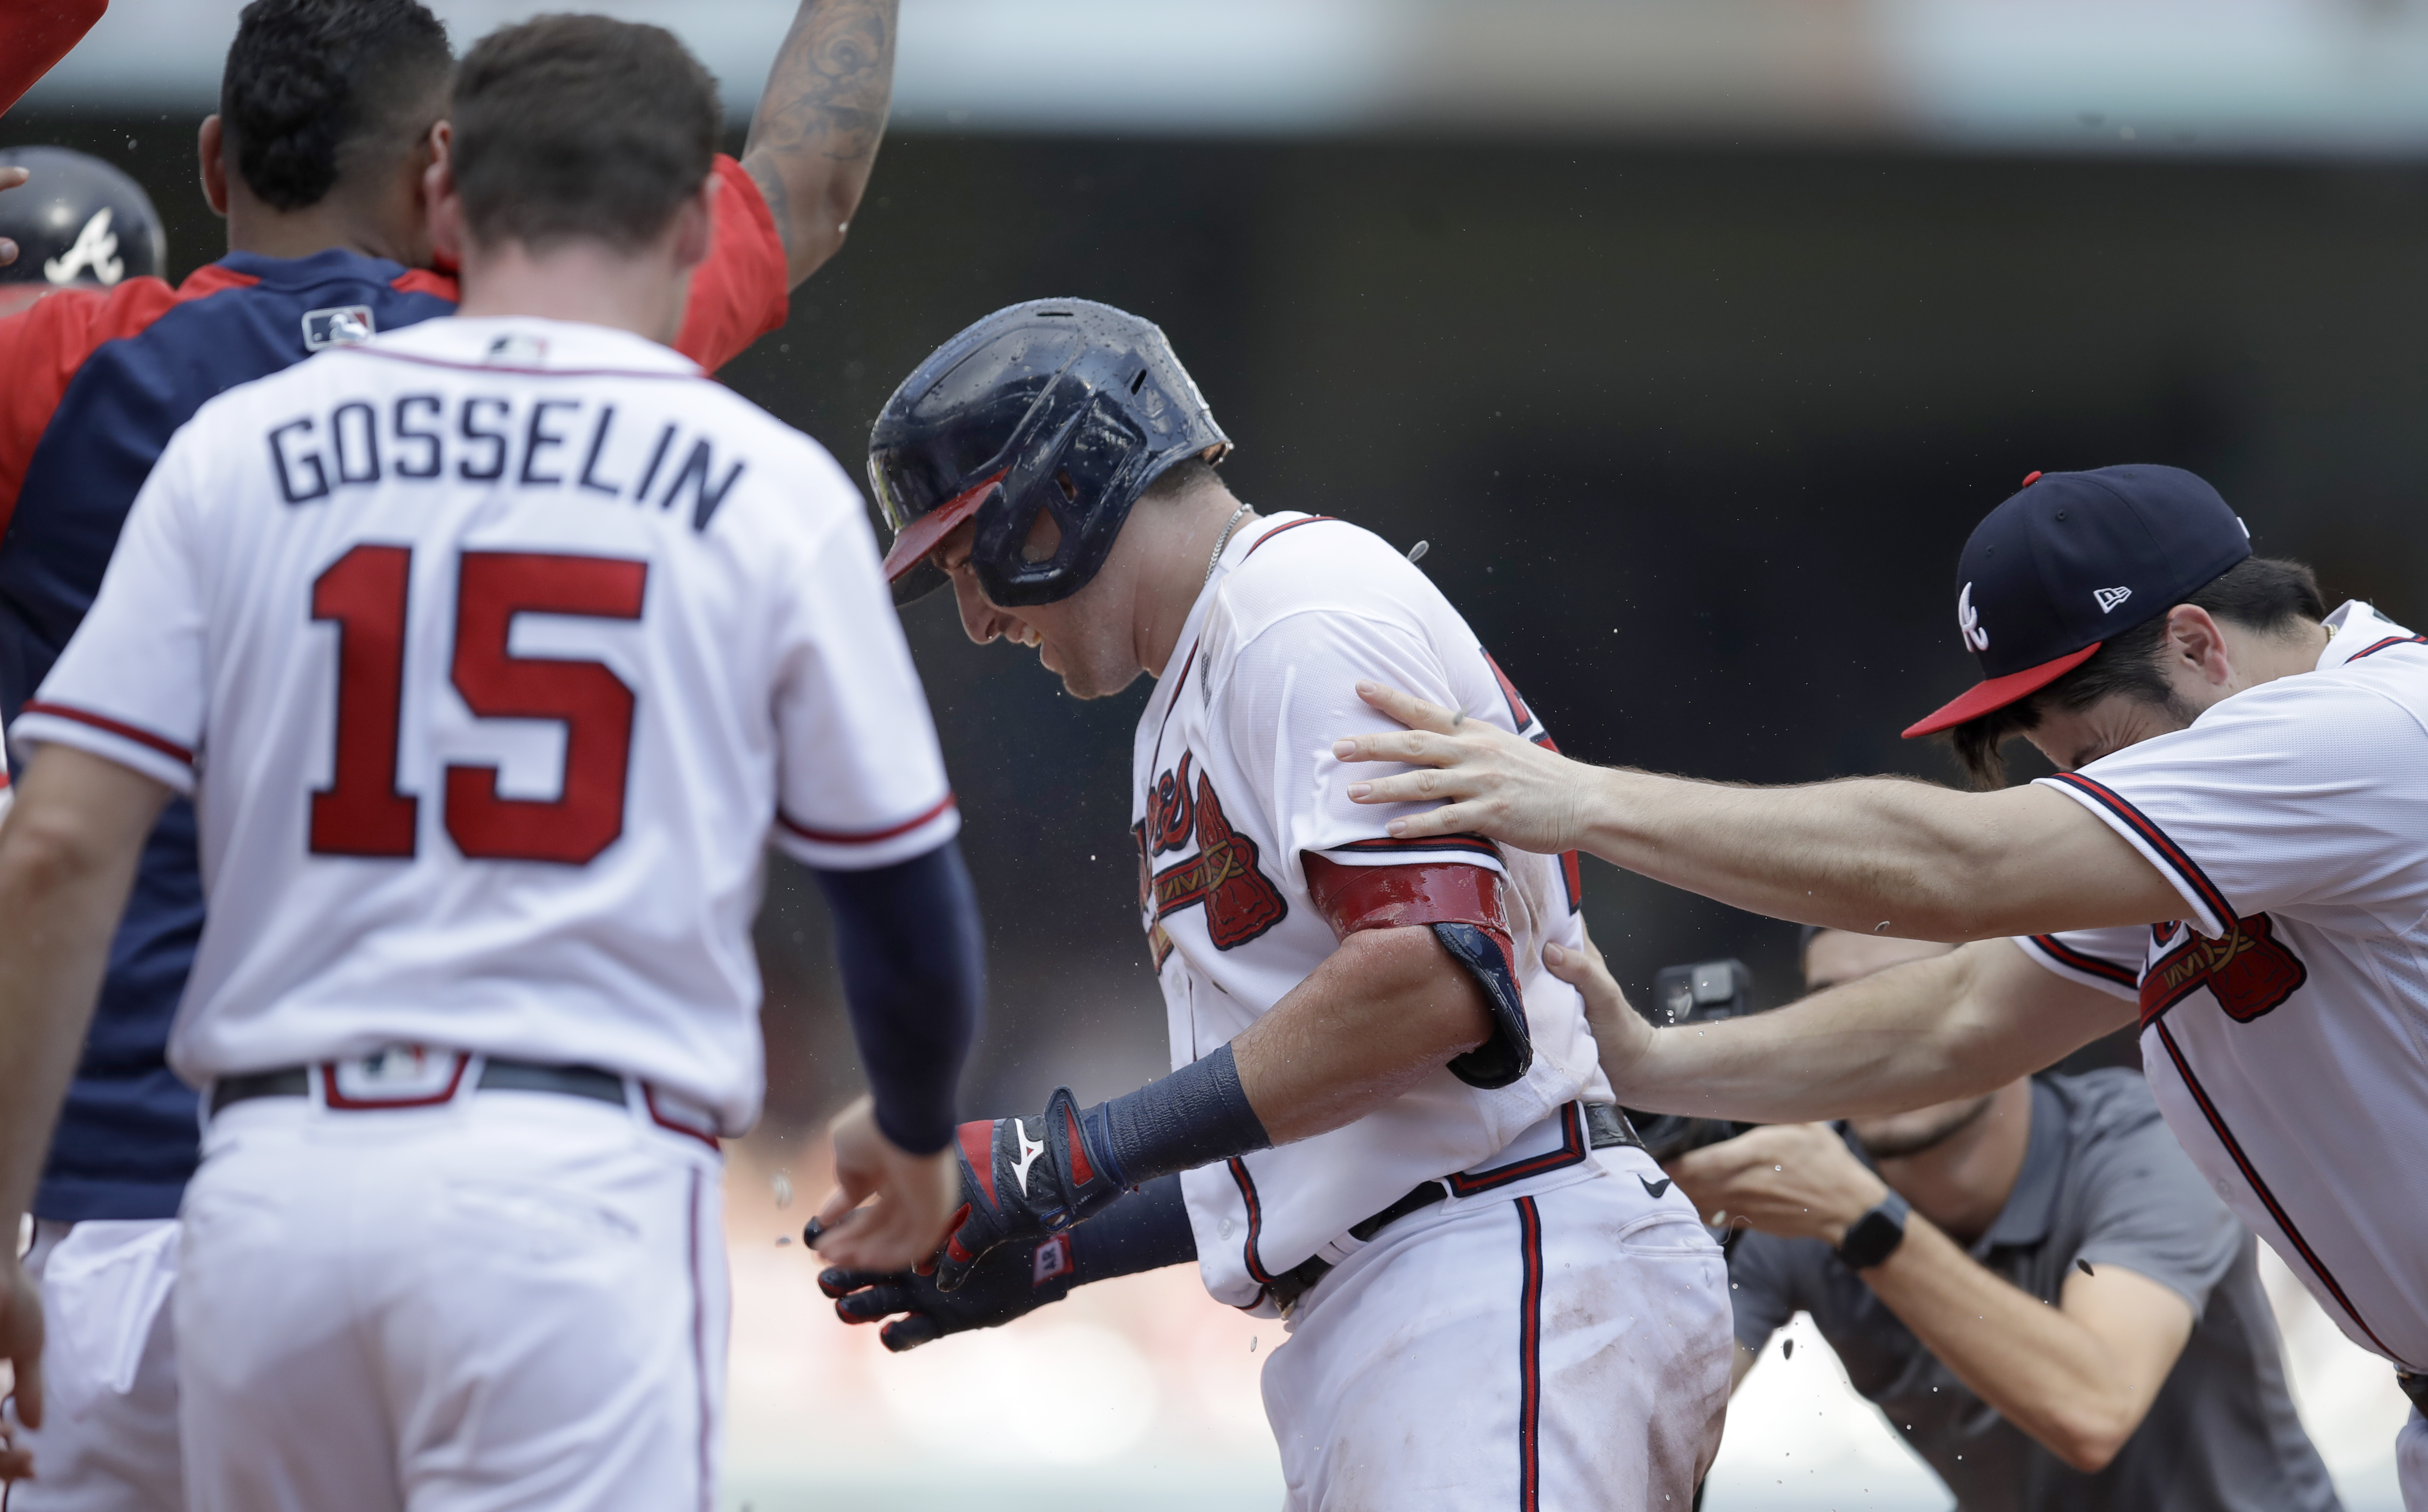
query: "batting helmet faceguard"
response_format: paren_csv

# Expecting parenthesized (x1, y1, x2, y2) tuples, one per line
(0, 147, 167, 289)
(869, 299, 1230, 607)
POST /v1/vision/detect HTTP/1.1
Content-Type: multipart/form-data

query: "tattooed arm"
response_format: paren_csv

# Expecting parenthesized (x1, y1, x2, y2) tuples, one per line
(742, 0, 899, 288)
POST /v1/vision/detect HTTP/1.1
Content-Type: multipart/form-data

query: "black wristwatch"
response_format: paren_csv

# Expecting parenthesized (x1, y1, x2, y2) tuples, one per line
(1834, 1190, 1911, 1270)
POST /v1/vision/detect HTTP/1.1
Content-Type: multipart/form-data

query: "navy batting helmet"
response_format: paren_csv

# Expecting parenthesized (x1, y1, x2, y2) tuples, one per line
(870, 299, 1230, 607)
(0, 147, 167, 289)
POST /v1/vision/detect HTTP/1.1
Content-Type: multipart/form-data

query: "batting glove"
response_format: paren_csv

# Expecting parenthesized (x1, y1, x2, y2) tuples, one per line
(934, 1087, 1128, 1292)
(821, 1231, 1079, 1352)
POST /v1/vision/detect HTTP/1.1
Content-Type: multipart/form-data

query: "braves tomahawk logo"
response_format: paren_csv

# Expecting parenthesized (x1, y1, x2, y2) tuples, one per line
(1132, 756, 1287, 967)
(1957, 583, 1989, 653)
(2138, 912, 2308, 1027)
(43, 208, 123, 286)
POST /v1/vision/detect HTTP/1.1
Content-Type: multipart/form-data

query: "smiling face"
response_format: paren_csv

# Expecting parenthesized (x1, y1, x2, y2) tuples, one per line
(932, 515, 1148, 700)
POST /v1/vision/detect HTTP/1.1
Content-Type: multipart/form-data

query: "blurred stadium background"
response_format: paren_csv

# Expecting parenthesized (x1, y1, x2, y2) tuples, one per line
(16, 0, 2428, 1505)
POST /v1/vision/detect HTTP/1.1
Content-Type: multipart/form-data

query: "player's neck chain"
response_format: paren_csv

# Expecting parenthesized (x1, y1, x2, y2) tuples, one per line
(1203, 500, 1256, 588)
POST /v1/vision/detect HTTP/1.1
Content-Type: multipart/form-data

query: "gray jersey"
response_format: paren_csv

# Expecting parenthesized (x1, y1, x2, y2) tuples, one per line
(1729, 1072, 2337, 1512)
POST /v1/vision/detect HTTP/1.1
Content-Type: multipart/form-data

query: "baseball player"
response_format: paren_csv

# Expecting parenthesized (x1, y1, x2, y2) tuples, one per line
(826, 299, 1732, 1509)
(1337, 464, 2428, 1508)
(0, 16, 976, 1510)
(0, 0, 903, 1503)
(0, 148, 165, 318)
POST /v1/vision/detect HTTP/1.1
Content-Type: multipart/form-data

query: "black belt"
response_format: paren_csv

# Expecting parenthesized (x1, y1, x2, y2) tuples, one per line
(209, 1059, 627, 1116)
(2401, 1371, 2428, 1415)
(1268, 1102, 1644, 1312)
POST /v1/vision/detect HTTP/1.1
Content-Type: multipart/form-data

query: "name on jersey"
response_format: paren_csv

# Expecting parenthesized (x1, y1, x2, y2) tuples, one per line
(1131, 751, 1288, 967)
(2138, 912, 2309, 1028)
(265, 395, 746, 533)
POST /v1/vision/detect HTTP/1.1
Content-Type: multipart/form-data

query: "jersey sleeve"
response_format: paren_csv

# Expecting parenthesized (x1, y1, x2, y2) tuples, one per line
(2064, 1084, 2243, 1313)
(0, 279, 178, 538)
(2013, 926, 2146, 1002)
(2036, 673, 2428, 938)
(1214, 608, 1506, 876)
(0, 0, 106, 117)
(669, 156, 788, 374)
(767, 478, 958, 871)
(8, 427, 208, 793)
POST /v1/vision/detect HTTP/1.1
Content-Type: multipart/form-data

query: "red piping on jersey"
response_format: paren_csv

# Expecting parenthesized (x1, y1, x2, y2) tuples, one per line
(18, 701, 195, 765)
(1484, 650, 1534, 729)
(2027, 933, 2139, 990)
(1515, 1194, 1546, 1512)
(2350, 633, 2428, 661)
(777, 793, 956, 845)
(2152, 1021, 2395, 1357)
(2046, 772, 2236, 930)
(1447, 1103, 1590, 1198)
(1239, 515, 1340, 560)
(1226, 1156, 1278, 1290)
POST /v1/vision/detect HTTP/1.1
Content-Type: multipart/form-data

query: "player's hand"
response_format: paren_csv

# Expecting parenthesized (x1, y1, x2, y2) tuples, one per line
(931, 1089, 1128, 1293)
(808, 1095, 960, 1273)
(1541, 928, 1656, 1098)
(1664, 1123, 1889, 1247)
(0, 166, 29, 269)
(1334, 681, 1593, 855)
(819, 1230, 1078, 1353)
(0, 1251, 45, 1481)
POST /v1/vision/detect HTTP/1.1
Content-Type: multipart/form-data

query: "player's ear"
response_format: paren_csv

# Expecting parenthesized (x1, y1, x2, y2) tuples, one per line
(423, 126, 464, 269)
(198, 115, 229, 218)
(672, 172, 718, 274)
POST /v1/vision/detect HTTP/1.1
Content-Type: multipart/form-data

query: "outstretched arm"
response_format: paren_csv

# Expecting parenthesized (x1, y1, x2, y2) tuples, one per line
(1553, 928, 2129, 1124)
(0, 746, 174, 1455)
(1334, 682, 2184, 942)
(741, 0, 898, 288)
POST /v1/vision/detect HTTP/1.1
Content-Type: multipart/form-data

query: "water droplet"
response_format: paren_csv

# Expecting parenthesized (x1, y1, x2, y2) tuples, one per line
(1783, 1338, 1795, 1359)
(772, 1173, 794, 1209)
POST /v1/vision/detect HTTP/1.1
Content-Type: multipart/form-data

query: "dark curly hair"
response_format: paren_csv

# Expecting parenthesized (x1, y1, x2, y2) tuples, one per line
(450, 16, 719, 253)
(1945, 555, 2327, 788)
(219, 0, 452, 212)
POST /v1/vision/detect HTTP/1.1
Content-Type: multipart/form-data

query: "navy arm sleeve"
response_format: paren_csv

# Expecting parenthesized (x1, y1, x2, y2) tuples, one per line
(1069, 1172, 1198, 1283)
(811, 838, 985, 1154)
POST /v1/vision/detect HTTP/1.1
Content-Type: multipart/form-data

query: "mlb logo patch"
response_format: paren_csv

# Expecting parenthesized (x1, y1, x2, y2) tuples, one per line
(303, 305, 376, 351)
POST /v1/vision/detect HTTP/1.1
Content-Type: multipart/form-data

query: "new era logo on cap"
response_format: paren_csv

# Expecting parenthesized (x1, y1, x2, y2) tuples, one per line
(1902, 465, 2252, 739)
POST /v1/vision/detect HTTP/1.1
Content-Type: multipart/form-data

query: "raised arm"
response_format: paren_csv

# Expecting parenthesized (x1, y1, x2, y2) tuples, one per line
(1334, 682, 2185, 942)
(740, 0, 898, 288)
(1555, 928, 2129, 1124)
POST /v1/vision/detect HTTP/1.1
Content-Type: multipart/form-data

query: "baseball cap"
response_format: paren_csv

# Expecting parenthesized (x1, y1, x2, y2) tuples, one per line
(1902, 465, 2251, 739)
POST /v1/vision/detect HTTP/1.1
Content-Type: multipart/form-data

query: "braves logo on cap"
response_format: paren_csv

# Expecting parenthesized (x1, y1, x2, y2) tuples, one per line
(1957, 583, 1989, 652)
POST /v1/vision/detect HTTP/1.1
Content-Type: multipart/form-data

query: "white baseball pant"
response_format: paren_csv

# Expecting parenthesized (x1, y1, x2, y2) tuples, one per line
(1261, 1145, 1732, 1511)
(2400, 1407, 2427, 1512)
(175, 1082, 726, 1512)
(3, 1218, 183, 1512)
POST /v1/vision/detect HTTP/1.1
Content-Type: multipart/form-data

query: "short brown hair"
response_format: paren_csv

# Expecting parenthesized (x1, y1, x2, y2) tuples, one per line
(1945, 555, 2327, 788)
(450, 15, 719, 253)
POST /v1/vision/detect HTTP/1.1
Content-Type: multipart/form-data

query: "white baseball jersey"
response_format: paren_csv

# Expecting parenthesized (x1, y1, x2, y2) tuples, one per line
(2017, 599, 2428, 1370)
(1136, 513, 1612, 1311)
(10, 316, 959, 1134)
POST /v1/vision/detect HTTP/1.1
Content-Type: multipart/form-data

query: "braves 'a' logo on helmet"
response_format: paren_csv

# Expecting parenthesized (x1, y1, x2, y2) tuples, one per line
(1134, 756, 1286, 962)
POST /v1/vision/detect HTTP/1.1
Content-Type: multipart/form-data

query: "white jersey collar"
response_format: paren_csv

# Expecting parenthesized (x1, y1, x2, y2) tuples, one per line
(2318, 599, 2418, 669)
(356, 314, 703, 378)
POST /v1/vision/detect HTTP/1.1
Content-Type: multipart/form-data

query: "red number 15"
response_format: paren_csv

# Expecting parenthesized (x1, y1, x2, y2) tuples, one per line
(309, 545, 647, 865)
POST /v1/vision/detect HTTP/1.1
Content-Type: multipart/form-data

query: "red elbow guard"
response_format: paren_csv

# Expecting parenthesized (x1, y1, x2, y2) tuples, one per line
(1302, 853, 1531, 1088)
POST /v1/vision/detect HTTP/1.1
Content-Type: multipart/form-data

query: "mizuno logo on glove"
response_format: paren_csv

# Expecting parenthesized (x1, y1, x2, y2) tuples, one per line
(1011, 1119, 1047, 1195)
